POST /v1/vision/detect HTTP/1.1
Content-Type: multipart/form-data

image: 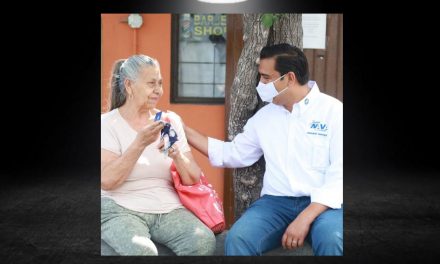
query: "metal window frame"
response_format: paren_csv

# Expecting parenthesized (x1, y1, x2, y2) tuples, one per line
(171, 14, 226, 105)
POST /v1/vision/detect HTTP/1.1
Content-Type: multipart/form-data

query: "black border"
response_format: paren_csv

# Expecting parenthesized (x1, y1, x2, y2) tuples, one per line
(3, 1, 439, 264)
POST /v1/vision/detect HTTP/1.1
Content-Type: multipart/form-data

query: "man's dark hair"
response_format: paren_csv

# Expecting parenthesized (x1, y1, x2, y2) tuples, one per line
(260, 43, 309, 85)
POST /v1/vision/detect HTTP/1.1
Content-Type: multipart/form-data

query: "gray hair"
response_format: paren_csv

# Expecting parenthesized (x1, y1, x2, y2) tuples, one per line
(109, 55, 159, 110)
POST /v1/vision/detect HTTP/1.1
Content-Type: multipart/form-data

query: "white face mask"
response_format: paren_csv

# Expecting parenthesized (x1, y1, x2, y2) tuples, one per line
(256, 74, 289, 103)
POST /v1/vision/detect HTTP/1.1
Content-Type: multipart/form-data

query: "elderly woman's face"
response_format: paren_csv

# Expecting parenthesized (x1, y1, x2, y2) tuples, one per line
(132, 65, 163, 108)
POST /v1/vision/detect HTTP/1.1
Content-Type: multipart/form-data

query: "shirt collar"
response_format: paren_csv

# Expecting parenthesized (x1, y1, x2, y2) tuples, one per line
(292, 80, 320, 116)
(272, 81, 320, 115)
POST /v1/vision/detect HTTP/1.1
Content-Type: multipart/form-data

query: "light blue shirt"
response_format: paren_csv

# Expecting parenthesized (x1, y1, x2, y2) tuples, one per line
(208, 81, 343, 209)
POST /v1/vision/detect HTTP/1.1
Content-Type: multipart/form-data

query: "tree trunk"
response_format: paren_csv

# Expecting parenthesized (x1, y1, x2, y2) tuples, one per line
(229, 14, 303, 220)
(228, 14, 269, 219)
(269, 14, 303, 48)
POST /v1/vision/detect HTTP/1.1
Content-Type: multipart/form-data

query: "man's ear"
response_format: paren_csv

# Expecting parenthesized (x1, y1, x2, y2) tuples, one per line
(287, 72, 296, 84)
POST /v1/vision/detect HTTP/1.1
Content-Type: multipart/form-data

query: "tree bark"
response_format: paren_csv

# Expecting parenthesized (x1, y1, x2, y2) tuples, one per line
(228, 14, 269, 219)
(229, 14, 303, 220)
(269, 14, 303, 48)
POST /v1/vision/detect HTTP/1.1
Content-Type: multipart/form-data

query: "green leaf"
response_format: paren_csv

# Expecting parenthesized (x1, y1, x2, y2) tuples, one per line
(262, 14, 274, 28)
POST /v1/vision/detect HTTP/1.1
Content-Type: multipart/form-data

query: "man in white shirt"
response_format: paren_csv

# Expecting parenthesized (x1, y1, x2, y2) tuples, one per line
(184, 43, 342, 256)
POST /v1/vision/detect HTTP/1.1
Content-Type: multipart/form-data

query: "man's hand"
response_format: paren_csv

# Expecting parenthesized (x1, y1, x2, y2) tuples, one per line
(282, 214, 311, 250)
(282, 202, 329, 250)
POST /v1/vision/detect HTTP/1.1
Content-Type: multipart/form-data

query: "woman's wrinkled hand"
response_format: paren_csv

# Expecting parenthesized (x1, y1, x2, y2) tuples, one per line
(136, 121, 164, 148)
(158, 139, 181, 160)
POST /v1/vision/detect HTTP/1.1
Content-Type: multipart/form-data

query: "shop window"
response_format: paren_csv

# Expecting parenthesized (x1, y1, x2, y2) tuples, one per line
(171, 14, 227, 104)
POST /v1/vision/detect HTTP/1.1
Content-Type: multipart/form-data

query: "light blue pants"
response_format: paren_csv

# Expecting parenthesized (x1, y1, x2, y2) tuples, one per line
(101, 197, 216, 256)
(225, 195, 343, 256)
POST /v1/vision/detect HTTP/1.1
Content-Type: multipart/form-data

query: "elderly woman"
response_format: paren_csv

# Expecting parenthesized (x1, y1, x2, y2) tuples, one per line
(101, 55, 216, 256)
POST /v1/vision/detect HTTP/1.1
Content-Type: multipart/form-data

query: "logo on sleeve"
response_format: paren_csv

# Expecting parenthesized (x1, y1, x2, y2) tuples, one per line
(307, 121, 328, 136)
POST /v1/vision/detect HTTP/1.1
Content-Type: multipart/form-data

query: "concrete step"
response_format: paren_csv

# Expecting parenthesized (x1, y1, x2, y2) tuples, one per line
(101, 230, 313, 256)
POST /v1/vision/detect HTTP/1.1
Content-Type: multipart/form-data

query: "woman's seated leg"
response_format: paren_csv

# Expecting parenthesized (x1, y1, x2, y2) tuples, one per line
(150, 208, 216, 256)
(101, 197, 157, 256)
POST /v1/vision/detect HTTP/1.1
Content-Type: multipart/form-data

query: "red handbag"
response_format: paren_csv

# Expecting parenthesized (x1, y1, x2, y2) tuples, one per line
(170, 162, 226, 234)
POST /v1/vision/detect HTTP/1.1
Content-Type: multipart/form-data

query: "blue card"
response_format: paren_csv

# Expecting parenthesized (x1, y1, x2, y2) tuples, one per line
(154, 111, 162, 121)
